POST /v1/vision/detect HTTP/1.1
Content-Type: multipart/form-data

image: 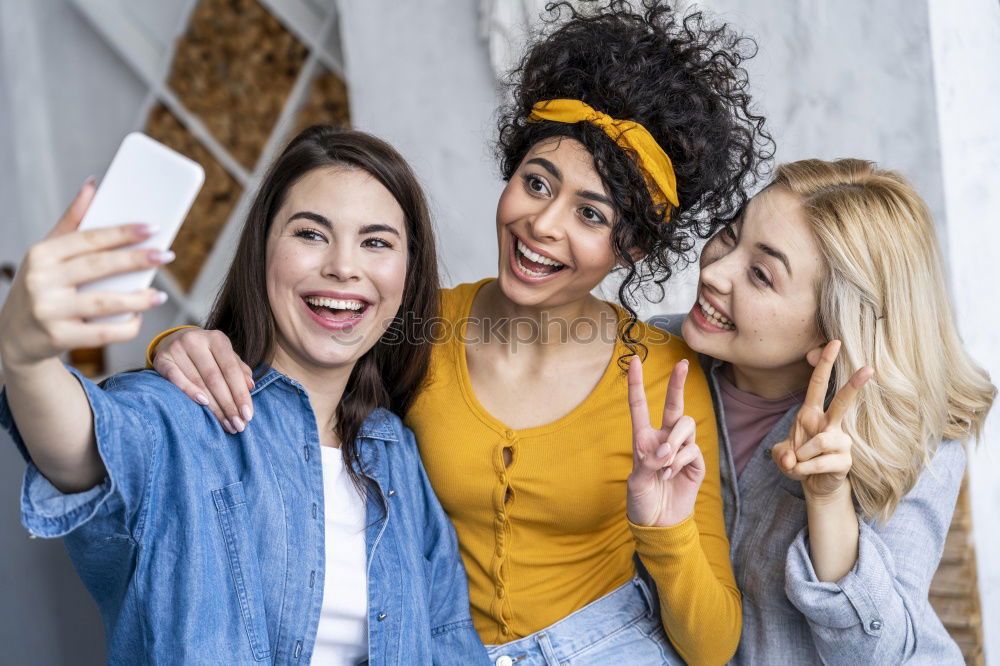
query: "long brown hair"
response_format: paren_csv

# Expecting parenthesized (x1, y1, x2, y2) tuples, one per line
(206, 125, 440, 490)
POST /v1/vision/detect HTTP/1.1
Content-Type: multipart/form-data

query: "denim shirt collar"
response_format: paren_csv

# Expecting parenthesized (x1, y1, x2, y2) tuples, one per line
(250, 366, 399, 443)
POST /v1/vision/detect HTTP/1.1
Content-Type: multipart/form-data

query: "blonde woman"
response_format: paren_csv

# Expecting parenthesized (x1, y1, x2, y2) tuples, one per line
(644, 158, 995, 663)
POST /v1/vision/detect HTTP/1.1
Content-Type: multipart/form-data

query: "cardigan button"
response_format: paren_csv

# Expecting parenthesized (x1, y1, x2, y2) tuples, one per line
(870, 619, 882, 631)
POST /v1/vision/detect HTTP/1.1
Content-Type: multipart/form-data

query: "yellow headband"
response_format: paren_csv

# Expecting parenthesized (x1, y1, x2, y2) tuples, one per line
(528, 99, 679, 209)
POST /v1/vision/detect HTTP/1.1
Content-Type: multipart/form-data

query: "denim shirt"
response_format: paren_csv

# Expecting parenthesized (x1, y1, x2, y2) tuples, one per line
(649, 314, 965, 665)
(1, 366, 488, 665)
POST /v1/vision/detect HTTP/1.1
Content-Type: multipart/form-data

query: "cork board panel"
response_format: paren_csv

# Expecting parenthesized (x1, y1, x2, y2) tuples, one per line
(930, 478, 984, 665)
(293, 67, 351, 135)
(168, 0, 309, 171)
(145, 104, 242, 292)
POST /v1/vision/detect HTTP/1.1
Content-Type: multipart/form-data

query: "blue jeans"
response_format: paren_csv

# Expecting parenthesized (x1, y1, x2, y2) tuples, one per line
(486, 576, 682, 665)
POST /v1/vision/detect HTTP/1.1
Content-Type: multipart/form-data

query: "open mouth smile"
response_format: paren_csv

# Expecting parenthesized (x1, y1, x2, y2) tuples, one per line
(690, 292, 735, 332)
(301, 294, 373, 330)
(509, 233, 567, 282)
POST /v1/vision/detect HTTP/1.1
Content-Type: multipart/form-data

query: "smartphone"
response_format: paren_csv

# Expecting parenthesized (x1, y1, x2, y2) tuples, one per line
(78, 132, 205, 321)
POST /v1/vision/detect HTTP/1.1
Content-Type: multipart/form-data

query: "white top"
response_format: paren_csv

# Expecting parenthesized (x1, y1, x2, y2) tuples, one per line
(311, 446, 368, 665)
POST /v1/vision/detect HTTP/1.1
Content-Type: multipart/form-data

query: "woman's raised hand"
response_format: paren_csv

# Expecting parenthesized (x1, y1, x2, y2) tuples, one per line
(0, 179, 171, 369)
(771, 340, 874, 500)
(152, 329, 254, 434)
(627, 356, 706, 527)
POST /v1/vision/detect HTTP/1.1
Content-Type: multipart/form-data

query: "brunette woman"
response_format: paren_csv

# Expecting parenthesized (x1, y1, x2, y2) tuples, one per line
(0, 127, 488, 664)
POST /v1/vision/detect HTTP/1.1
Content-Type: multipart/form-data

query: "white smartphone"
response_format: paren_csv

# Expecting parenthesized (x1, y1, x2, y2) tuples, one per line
(78, 132, 205, 321)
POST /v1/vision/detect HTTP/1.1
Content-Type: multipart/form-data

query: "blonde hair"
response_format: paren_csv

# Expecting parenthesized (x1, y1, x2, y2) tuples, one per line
(772, 159, 995, 522)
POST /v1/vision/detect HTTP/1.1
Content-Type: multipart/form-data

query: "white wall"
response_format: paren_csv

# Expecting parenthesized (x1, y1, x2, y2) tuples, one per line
(337, 0, 505, 289)
(928, 0, 1000, 659)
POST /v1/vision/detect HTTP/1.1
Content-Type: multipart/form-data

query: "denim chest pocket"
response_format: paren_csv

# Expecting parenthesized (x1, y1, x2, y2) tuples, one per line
(213, 481, 272, 661)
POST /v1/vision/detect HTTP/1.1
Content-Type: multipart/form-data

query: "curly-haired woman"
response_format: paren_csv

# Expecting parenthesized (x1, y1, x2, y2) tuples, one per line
(145, 2, 772, 662)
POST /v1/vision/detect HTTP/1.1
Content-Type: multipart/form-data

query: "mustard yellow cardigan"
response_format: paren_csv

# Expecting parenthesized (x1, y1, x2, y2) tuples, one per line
(406, 280, 740, 662)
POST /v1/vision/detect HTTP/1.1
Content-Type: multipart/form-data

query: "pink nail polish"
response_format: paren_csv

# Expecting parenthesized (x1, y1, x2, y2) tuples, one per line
(149, 249, 175, 264)
(241, 405, 253, 422)
(195, 393, 210, 406)
(232, 417, 245, 432)
(223, 419, 234, 434)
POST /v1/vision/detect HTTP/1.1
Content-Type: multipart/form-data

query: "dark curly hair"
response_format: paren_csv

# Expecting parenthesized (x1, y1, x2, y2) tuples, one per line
(496, 0, 772, 365)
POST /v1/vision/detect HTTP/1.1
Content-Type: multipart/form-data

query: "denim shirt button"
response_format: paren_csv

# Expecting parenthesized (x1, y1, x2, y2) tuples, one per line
(377, 612, 387, 621)
(870, 619, 882, 631)
(495, 656, 514, 666)
(387, 489, 396, 497)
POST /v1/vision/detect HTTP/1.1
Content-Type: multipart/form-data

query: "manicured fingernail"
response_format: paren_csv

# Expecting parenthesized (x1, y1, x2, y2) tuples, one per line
(222, 419, 234, 434)
(232, 416, 245, 432)
(195, 393, 210, 406)
(152, 290, 168, 305)
(149, 249, 175, 264)
(241, 404, 253, 422)
(662, 468, 673, 480)
(656, 444, 670, 459)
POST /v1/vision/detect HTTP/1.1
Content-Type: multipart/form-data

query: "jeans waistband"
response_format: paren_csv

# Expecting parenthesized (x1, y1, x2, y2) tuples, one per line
(487, 575, 659, 661)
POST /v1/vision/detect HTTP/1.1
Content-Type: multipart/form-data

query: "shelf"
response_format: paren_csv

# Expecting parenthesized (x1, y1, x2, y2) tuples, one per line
(70, 0, 346, 322)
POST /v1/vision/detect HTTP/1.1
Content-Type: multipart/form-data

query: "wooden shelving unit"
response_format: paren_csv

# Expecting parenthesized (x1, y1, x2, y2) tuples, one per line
(70, 0, 348, 323)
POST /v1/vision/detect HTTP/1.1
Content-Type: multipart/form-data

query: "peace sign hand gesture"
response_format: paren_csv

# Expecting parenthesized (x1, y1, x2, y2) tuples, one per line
(771, 340, 874, 501)
(626, 356, 706, 528)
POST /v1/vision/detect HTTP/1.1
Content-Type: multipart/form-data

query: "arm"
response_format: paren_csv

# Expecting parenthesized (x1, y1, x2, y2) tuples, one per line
(0, 179, 170, 493)
(627, 355, 741, 665)
(784, 441, 966, 664)
(770, 341, 872, 582)
(401, 426, 489, 665)
(3, 359, 101, 492)
(772, 342, 963, 662)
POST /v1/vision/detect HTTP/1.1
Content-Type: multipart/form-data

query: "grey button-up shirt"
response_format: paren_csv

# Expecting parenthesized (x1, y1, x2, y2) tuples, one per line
(648, 315, 965, 665)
